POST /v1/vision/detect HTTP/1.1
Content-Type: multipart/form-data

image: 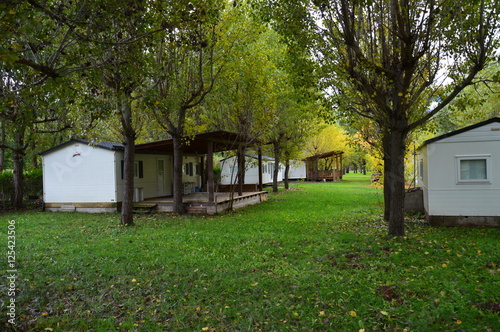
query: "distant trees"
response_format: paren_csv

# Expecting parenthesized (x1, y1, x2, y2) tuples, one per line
(261, 0, 500, 235)
(144, 0, 228, 214)
(0, 2, 76, 207)
(4, 0, 497, 231)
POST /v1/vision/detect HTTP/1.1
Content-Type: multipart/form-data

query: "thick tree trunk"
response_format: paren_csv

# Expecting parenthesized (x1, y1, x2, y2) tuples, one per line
(12, 133, 25, 208)
(284, 160, 290, 190)
(120, 93, 135, 226)
(382, 133, 391, 221)
(121, 133, 135, 226)
(172, 134, 184, 214)
(385, 129, 407, 236)
(12, 132, 25, 208)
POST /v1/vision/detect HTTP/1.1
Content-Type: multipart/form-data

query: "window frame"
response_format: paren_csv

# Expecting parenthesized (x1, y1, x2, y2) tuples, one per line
(455, 154, 491, 184)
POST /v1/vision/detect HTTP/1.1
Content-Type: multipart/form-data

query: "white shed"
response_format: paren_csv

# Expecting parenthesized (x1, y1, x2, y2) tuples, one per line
(41, 139, 202, 212)
(287, 160, 307, 180)
(220, 155, 284, 185)
(418, 117, 500, 226)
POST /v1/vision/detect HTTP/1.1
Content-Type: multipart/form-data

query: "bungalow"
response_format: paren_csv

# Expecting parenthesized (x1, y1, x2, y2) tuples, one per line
(40, 139, 200, 212)
(288, 160, 307, 180)
(418, 117, 500, 226)
(220, 155, 284, 186)
(41, 131, 268, 214)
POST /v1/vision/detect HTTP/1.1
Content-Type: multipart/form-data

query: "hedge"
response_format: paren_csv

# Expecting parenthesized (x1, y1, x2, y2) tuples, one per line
(0, 169, 43, 204)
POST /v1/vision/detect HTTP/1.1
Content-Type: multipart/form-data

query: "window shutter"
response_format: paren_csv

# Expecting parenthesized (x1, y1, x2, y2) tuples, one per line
(138, 161, 144, 178)
(121, 160, 124, 179)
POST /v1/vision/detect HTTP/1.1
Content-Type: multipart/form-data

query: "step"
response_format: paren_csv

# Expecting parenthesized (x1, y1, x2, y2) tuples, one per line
(133, 203, 157, 214)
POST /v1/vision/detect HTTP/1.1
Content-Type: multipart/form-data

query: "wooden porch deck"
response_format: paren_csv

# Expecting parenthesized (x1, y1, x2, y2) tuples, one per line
(141, 191, 268, 214)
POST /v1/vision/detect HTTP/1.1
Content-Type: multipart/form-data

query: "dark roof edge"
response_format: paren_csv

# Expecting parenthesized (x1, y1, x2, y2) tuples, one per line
(220, 154, 275, 162)
(421, 117, 500, 148)
(39, 139, 124, 155)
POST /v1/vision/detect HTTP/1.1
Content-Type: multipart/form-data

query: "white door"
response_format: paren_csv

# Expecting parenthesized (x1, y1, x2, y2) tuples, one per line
(157, 158, 166, 196)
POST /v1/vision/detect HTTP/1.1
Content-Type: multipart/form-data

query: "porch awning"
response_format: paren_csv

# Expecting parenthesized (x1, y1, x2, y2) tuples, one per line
(135, 130, 255, 155)
(304, 151, 344, 160)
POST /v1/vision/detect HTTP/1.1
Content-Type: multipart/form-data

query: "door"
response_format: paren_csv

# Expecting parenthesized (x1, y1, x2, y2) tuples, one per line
(157, 158, 166, 196)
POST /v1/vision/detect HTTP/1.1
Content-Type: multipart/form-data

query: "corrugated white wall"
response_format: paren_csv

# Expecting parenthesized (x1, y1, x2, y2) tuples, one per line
(288, 161, 306, 179)
(115, 153, 174, 201)
(220, 156, 283, 185)
(425, 122, 500, 216)
(43, 143, 117, 203)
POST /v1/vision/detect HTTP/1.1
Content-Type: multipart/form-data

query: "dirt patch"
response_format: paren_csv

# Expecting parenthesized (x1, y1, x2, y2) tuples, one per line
(377, 285, 400, 303)
(473, 302, 500, 314)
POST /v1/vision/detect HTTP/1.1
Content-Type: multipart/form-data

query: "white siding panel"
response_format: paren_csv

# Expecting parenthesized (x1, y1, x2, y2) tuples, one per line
(288, 161, 306, 179)
(428, 189, 500, 216)
(426, 141, 500, 189)
(220, 156, 282, 185)
(438, 123, 500, 144)
(115, 153, 173, 201)
(43, 144, 117, 203)
(425, 130, 500, 217)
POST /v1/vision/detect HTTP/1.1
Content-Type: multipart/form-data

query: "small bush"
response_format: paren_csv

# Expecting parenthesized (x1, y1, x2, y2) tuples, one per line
(24, 168, 43, 197)
(0, 169, 13, 203)
(0, 168, 43, 204)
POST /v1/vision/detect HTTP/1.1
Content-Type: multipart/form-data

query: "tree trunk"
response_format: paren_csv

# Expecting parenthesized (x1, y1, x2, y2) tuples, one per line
(120, 93, 135, 226)
(382, 133, 391, 221)
(385, 128, 407, 236)
(172, 133, 184, 214)
(12, 132, 25, 208)
(0, 121, 5, 172)
(313, 157, 319, 181)
(284, 160, 290, 190)
(237, 145, 245, 196)
(272, 141, 280, 193)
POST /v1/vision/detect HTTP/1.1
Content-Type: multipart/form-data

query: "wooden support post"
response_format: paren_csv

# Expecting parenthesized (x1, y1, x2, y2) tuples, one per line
(207, 140, 214, 203)
(237, 144, 244, 196)
(340, 153, 343, 179)
(200, 156, 205, 192)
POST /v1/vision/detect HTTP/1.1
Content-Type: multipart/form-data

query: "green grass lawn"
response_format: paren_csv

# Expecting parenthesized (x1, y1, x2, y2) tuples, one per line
(1, 173, 499, 331)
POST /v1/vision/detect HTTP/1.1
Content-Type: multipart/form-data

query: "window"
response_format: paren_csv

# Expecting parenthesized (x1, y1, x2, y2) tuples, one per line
(418, 159, 424, 179)
(134, 161, 144, 178)
(121, 160, 143, 179)
(456, 155, 491, 183)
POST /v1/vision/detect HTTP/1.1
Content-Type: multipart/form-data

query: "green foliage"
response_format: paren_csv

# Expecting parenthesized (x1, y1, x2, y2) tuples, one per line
(23, 168, 43, 197)
(3, 174, 499, 331)
(429, 63, 500, 134)
(0, 168, 42, 204)
(0, 169, 13, 203)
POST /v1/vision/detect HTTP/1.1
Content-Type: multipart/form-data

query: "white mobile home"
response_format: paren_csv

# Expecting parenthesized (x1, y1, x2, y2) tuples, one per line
(41, 139, 201, 212)
(220, 155, 284, 185)
(287, 160, 307, 180)
(418, 118, 500, 226)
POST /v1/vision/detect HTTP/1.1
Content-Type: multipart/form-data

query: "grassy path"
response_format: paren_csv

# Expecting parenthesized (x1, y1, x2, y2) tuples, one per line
(1, 173, 499, 331)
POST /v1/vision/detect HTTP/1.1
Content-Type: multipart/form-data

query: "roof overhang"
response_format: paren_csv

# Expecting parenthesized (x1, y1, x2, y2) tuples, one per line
(39, 138, 124, 155)
(419, 117, 500, 149)
(136, 130, 261, 155)
(304, 151, 344, 160)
